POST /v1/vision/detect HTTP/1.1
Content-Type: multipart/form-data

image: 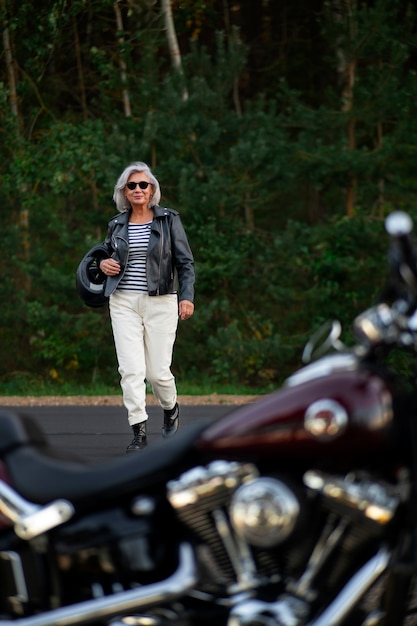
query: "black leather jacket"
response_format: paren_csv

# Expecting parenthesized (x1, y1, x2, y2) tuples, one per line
(102, 206, 195, 302)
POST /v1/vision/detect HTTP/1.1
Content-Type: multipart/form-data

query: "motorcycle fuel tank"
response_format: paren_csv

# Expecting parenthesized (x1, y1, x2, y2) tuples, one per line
(197, 354, 394, 462)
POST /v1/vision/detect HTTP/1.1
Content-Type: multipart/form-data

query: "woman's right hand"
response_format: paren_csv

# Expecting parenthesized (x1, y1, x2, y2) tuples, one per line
(100, 258, 121, 276)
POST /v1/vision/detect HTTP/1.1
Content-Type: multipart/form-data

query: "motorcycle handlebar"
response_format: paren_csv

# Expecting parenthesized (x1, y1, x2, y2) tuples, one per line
(351, 213, 417, 351)
(385, 212, 413, 238)
(385, 212, 417, 294)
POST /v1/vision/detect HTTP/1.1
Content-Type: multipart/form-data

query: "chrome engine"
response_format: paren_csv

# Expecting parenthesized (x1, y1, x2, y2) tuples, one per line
(167, 461, 408, 626)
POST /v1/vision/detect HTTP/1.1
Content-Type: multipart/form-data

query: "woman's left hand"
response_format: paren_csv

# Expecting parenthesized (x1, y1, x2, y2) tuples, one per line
(179, 300, 194, 320)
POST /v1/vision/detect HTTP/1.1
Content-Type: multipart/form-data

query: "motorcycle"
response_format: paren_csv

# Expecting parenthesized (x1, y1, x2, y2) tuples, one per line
(2, 212, 417, 626)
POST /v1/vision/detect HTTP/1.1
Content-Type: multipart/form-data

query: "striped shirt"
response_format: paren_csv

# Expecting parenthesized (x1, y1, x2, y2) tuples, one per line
(117, 222, 152, 292)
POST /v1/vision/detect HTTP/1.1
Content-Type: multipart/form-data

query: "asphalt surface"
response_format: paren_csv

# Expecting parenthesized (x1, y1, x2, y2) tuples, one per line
(0, 404, 236, 464)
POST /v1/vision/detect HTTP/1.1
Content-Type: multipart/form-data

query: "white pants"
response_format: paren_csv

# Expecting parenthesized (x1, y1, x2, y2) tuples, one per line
(109, 291, 179, 426)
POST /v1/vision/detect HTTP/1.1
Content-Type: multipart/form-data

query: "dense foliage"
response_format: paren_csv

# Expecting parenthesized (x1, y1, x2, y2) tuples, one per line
(1, 0, 417, 393)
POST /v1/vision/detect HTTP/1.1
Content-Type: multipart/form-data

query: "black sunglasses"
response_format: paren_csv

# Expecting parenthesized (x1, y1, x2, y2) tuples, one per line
(126, 181, 151, 190)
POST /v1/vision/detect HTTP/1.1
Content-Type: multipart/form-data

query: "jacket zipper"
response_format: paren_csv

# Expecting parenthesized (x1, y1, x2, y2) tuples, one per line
(113, 234, 129, 286)
(157, 221, 164, 295)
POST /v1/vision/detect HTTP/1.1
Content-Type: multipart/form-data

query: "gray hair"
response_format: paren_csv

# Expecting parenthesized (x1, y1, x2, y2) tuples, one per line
(113, 161, 161, 212)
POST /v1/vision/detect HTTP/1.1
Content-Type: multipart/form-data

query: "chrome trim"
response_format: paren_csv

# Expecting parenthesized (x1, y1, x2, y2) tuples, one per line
(168, 462, 260, 592)
(308, 547, 390, 625)
(15, 500, 75, 540)
(353, 305, 399, 347)
(288, 518, 348, 601)
(0, 543, 196, 626)
(0, 481, 42, 523)
(304, 399, 348, 441)
(230, 477, 300, 547)
(0, 551, 29, 603)
(167, 461, 258, 509)
(304, 471, 401, 525)
(285, 354, 359, 387)
(212, 508, 258, 590)
(0, 480, 75, 540)
(302, 320, 344, 364)
(228, 595, 308, 626)
(229, 547, 390, 626)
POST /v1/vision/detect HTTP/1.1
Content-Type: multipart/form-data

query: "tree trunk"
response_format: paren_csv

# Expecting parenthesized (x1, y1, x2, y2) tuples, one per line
(231, 25, 242, 118)
(306, 184, 322, 224)
(161, 0, 188, 101)
(375, 57, 384, 216)
(244, 193, 254, 230)
(343, 58, 357, 218)
(376, 119, 384, 216)
(73, 14, 88, 120)
(114, 0, 132, 117)
(332, 0, 357, 217)
(222, 2, 242, 117)
(2, 0, 31, 291)
(1, 0, 20, 124)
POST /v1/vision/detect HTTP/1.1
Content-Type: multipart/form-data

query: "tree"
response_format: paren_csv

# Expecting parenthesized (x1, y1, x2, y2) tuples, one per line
(114, 0, 132, 117)
(0, 0, 417, 390)
(1, 0, 19, 122)
(1, 0, 31, 289)
(161, 0, 188, 101)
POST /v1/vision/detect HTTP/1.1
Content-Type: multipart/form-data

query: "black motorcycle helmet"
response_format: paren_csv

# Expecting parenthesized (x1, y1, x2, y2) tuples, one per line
(76, 244, 109, 308)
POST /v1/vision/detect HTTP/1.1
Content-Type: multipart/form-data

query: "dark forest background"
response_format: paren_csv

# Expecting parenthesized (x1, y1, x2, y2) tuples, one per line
(1, 0, 417, 394)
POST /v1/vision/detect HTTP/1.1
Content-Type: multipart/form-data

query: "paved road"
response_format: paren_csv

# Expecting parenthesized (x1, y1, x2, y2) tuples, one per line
(0, 404, 237, 464)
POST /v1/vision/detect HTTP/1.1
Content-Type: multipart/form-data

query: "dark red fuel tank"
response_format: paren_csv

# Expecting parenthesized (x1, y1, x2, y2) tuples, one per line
(197, 355, 394, 462)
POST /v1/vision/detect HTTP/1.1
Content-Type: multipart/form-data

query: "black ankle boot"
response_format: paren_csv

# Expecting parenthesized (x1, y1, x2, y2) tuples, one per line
(161, 403, 179, 438)
(126, 422, 147, 452)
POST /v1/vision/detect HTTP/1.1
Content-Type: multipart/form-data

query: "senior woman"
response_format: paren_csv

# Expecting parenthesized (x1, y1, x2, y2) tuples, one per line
(99, 162, 195, 452)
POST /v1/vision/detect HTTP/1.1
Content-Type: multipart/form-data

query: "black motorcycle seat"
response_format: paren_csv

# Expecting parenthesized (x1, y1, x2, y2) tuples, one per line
(0, 410, 209, 508)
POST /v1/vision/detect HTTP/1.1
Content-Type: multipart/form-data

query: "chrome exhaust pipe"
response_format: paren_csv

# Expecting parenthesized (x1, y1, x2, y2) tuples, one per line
(2, 543, 196, 626)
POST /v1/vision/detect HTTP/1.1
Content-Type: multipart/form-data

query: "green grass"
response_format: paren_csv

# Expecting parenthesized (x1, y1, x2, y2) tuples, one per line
(0, 375, 267, 397)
